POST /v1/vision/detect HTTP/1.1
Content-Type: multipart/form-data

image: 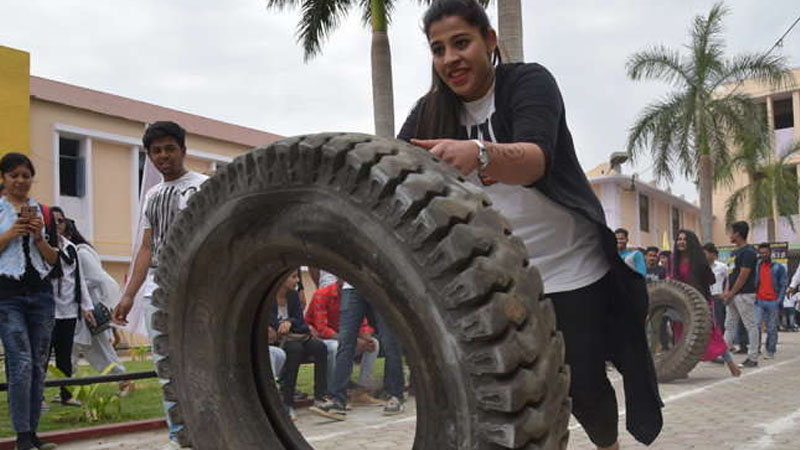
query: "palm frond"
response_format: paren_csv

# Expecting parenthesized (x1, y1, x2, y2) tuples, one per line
(725, 186, 749, 226)
(712, 52, 793, 92)
(627, 92, 691, 182)
(297, 0, 356, 61)
(266, 0, 302, 10)
(626, 46, 692, 87)
(690, 1, 728, 86)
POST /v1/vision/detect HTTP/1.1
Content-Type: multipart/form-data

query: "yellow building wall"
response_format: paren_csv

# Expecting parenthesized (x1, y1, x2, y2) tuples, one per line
(93, 140, 134, 257)
(0, 46, 30, 155)
(184, 156, 212, 174)
(187, 135, 253, 161)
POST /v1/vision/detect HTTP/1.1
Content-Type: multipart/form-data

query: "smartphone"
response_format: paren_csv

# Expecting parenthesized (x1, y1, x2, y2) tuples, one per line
(19, 205, 37, 219)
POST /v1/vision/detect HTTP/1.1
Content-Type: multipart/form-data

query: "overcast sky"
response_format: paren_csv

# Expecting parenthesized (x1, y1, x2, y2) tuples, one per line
(3, 0, 799, 202)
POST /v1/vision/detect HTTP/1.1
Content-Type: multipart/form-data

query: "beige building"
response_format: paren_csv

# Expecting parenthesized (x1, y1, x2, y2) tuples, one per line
(1, 46, 282, 342)
(587, 160, 701, 249)
(712, 68, 800, 245)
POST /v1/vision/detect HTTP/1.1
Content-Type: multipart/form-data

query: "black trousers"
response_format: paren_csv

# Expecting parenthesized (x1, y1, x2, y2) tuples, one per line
(550, 273, 619, 448)
(280, 338, 328, 408)
(50, 318, 77, 401)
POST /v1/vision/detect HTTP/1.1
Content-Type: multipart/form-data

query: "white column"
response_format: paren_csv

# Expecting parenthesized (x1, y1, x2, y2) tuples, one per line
(130, 146, 140, 243)
(766, 95, 775, 154)
(793, 90, 800, 140)
(84, 137, 94, 241)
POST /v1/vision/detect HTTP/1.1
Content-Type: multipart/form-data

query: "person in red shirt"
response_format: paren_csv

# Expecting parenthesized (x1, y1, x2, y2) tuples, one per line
(305, 282, 382, 406)
(755, 243, 788, 359)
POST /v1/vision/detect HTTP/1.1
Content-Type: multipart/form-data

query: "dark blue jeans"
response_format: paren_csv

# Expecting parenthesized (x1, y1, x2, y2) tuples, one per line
(755, 299, 780, 355)
(0, 291, 55, 433)
(332, 289, 403, 404)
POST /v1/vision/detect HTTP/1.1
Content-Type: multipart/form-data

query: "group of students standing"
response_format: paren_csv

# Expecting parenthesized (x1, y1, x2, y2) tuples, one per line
(0, 153, 129, 450)
(617, 220, 798, 377)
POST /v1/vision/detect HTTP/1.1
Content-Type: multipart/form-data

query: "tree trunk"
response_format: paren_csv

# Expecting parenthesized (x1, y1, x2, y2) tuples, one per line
(370, 1, 394, 138)
(497, 0, 524, 63)
(699, 154, 714, 243)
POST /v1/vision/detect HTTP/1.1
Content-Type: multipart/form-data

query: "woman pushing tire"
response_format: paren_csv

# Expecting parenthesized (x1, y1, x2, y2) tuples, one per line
(151, 132, 570, 449)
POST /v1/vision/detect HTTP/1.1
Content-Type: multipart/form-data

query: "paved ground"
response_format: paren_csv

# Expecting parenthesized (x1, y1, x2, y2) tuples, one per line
(60, 331, 800, 449)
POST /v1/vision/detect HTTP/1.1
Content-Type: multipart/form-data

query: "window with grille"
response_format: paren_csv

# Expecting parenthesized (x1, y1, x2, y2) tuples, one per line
(59, 137, 85, 197)
(639, 194, 650, 232)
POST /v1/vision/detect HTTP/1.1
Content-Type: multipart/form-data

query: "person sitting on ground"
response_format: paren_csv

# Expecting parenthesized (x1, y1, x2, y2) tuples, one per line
(269, 270, 329, 420)
(670, 230, 740, 377)
(754, 243, 787, 360)
(304, 280, 383, 405)
(268, 326, 286, 379)
(616, 228, 646, 276)
(644, 246, 665, 282)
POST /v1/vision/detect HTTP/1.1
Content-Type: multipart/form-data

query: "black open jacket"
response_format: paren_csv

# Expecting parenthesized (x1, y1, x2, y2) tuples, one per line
(399, 63, 663, 445)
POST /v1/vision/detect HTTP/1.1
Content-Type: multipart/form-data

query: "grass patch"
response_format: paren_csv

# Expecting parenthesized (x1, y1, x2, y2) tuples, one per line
(0, 355, 388, 437)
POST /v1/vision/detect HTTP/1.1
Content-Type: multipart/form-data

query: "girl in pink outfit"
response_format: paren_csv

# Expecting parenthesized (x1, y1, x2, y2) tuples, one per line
(671, 230, 740, 377)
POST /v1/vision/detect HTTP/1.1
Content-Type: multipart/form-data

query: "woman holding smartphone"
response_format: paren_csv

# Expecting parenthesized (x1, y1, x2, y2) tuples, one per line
(0, 153, 59, 450)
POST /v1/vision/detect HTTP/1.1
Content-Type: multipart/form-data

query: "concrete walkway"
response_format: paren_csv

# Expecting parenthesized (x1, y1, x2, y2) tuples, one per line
(59, 331, 800, 449)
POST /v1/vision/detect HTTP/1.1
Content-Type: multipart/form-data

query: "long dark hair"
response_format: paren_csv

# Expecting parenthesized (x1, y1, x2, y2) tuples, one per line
(63, 218, 92, 248)
(672, 229, 712, 294)
(0, 152, 36, 178)
(414, 0, 501, 139)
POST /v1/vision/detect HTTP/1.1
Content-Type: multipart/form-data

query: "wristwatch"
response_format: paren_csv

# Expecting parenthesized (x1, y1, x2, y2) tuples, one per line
(472, 139, 490, 171)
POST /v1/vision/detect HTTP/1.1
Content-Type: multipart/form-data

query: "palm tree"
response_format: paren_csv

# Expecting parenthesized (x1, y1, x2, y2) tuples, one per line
(267, 1, 491, 139)
(625, 2, 791, 242)
(724, 131, 800, 241)
(497, 0, 523, 63)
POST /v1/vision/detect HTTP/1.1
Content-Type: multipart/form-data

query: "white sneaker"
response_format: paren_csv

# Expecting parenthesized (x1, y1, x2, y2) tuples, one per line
(383, 396, 405, 416)
(161, 441, 186, 450)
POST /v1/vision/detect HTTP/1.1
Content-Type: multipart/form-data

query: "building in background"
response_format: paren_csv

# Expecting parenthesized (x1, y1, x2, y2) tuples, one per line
(587, 156, 701, 249)
(713, 68, 800, 245)
(1, 45, 282, 343)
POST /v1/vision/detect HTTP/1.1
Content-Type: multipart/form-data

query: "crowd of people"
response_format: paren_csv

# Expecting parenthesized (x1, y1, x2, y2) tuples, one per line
(614, 223, 800, 373)
(11, 1, 800, 449)
(267, 269, 404, 422)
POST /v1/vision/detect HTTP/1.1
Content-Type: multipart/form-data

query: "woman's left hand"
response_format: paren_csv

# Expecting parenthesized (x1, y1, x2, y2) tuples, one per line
(27, 215, 44, 241)
(83, 309, 97, 328)
(412, 139, 480, 176)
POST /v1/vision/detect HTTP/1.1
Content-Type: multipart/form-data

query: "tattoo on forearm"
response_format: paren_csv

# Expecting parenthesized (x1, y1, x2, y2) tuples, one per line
(489, 143, 527, 161)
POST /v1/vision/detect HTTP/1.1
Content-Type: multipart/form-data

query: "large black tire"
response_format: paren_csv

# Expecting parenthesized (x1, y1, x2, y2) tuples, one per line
(646, 279, 712, 382)
(150, 133, 571, 449)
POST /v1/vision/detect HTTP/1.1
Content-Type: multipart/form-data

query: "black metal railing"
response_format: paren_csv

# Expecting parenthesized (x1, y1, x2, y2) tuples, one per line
(0, 371, 157, 392)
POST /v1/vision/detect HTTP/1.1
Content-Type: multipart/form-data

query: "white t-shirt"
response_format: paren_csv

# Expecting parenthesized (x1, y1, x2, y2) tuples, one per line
(52, 237, 93, 319)
(460, 86, 608, 294)
(710, 260, 729, 296)
(277, 305, 289, 322)
(141, 171, 208, 296)
(318, 270, 338, 288)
